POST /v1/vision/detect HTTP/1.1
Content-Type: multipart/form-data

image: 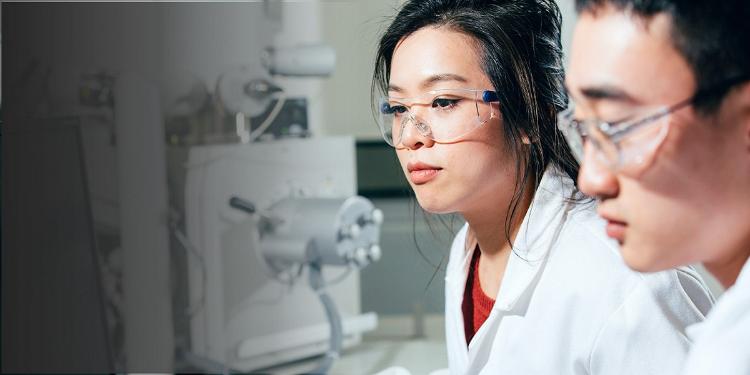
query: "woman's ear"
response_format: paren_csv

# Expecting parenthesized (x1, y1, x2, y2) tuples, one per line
(521, 133, 531, 144)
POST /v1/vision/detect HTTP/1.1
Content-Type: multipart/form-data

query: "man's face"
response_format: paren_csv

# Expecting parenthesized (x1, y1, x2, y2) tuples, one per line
(566, 5, 750, 272)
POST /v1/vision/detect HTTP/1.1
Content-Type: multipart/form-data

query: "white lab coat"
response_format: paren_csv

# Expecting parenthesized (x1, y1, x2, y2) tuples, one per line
(444, 168, 715, 375)
(682, 259, 750, 375)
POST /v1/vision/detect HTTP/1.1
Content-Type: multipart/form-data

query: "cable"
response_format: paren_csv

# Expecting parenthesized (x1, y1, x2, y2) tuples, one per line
(199, 157, 210, 353)
(324, 265, 353, 287)
(265, 257, 304, 287)
(183, 94, 288, 171)
(247, 95, 286, 143)
(226, 196, 305, 287)
(170, 220, 207, 318)
(178, 348, 232, 375)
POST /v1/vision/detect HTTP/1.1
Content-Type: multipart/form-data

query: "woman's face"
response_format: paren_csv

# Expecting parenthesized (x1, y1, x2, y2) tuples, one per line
(389, 26, 519, 215)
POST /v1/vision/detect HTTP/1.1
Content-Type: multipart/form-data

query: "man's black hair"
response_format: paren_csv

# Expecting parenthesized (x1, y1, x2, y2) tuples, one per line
(575, 0, 750, 111)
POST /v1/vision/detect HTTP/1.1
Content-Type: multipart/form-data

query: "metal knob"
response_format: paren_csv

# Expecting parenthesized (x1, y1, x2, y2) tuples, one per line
(368, 245, 382, 262)
(372, 209, 384, 225)
(351, 247, 369, 267)
(349, 224, 361, 239)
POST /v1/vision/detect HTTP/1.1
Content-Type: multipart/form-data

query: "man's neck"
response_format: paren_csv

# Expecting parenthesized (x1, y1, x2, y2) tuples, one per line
(704, 247, 750, 288)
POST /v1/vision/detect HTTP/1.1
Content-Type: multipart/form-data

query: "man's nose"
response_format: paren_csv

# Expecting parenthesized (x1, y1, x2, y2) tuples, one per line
(578, 142, 620, 199)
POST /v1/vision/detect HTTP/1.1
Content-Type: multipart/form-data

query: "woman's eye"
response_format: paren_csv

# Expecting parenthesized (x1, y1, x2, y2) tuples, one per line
(391, 105, 408, 115)
(432, 98, 459, 108)
(383, 104, 407, 115)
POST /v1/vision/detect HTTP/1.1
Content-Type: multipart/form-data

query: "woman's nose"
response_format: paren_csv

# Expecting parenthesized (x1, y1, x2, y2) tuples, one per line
(398, 113, 435, 150)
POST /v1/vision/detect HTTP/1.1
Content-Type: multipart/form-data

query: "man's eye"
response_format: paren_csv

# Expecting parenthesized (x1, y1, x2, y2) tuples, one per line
(432, 98, 459, 108)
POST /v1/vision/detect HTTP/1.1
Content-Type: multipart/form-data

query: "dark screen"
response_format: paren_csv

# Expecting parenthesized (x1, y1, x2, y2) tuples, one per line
(2, 119, 114, 372)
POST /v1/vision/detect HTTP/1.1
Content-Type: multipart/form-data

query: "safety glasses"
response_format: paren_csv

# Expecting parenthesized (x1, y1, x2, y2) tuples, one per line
(377, 88, 499, 147)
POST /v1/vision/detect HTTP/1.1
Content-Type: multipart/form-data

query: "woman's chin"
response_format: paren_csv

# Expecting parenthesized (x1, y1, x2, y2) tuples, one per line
(414, 193, 453, 214)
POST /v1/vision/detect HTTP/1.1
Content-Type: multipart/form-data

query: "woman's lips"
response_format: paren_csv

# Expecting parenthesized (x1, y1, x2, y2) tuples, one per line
(407, 162, 442, 185)
(409, 168, 441, 184)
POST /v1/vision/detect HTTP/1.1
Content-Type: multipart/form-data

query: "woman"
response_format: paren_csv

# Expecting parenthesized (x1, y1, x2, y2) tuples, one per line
(371, 0, 714, 373)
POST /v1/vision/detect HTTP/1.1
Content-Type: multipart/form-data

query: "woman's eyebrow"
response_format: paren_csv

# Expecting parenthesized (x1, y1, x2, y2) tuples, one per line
(388, 73, 469, 93)
(388, 83, 404, 93)
(420, 74, 468, 90)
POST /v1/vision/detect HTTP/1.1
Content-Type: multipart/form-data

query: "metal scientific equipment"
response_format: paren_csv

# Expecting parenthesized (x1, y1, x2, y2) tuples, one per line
(228, 195, 382, 373)
(182, 137, 381, 373)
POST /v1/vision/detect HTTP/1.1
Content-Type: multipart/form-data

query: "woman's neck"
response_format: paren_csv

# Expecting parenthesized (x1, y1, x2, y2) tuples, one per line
(464, 179, 536, 260)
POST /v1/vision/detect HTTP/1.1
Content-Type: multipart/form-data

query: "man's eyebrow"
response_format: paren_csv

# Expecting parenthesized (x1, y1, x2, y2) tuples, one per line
(388, 73, 469, 93)
(577, 85, 636, 102)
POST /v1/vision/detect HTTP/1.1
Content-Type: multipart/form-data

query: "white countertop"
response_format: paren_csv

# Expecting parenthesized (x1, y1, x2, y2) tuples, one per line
(263, 314, 448, 375)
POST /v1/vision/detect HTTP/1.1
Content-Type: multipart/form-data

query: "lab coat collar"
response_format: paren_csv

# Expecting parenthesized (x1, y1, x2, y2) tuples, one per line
(446, 167, 575, 314)
(493, 168, 573, 312)
(687, 258, 750, 341)
(735, 257, 750, 287)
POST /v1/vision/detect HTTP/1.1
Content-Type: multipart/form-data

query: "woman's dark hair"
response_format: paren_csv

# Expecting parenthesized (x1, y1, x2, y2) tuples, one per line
(372, 0, 580, 249)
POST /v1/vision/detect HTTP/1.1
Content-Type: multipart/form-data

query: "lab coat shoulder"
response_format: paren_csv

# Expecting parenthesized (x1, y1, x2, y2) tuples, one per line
(682, 261, 750, 375)
(443, 177, 714, 375)
(682, 312, 750, 375)
(559, 205, 714, 375)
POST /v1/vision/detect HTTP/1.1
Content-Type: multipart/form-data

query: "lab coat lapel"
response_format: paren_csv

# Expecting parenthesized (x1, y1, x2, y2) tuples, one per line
(446, 169, 574, 373)
(444, 236, 475, 370)
(445, 240, 475, 345)
(465, 170, 572, 371)
(492, 169, 570, 313)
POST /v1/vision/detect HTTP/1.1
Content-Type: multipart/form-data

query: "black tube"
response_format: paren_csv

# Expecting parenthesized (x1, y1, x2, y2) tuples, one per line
(228, 196, 256, 214)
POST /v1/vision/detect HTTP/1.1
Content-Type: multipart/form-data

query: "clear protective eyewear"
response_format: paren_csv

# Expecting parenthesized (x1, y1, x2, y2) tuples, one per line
(557, 74, 750, 174)
(557, 102, 676, 174)
(377, 88, 499, 147)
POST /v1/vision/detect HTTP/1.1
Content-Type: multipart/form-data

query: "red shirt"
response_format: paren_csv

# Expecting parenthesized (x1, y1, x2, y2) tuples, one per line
(462, 248, 496, 345)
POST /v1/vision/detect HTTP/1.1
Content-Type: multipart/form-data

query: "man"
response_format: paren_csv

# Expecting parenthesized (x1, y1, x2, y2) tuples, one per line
(559, 0, 750, 373)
